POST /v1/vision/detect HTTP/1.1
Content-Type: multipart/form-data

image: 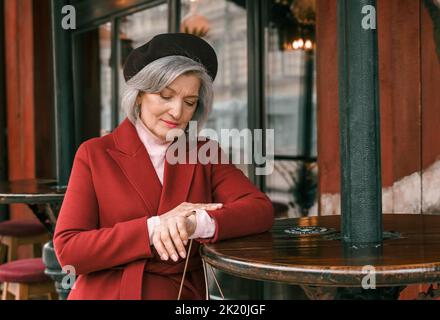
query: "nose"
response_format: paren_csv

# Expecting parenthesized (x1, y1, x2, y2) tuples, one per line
(167, 99, 183, 120)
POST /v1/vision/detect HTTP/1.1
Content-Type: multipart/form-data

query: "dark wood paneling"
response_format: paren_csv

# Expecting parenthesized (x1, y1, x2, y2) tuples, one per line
(421, 0, 440, 214)
(316, 0, 340, 196)
(377, 0, 394, 188)
(387, 0, 421, 184)
(33, 0, 55, 180)
(318, 0, 423, 214)
(377, 0, 422, 213)
(422, 1, 440, 169)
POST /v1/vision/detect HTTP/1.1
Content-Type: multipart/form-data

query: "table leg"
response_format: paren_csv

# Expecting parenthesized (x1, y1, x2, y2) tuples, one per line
(301, 285, 406, 300)
(27, 203, 60, 234)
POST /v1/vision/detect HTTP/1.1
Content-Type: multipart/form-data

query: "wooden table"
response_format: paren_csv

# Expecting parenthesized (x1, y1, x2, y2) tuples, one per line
(0, 179, 65, 234)
(0, 179, 67, 299)
(200, 214, 440, 299)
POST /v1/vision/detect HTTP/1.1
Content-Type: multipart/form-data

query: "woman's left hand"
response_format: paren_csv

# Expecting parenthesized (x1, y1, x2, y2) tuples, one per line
(152, 203, 222, 262)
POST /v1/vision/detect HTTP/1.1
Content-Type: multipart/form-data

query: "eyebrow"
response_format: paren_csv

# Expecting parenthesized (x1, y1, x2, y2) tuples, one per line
(164, 86, 199, 99)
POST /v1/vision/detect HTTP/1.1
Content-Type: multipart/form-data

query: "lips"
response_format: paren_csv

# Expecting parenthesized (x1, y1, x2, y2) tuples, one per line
(161, 119, 179, 128)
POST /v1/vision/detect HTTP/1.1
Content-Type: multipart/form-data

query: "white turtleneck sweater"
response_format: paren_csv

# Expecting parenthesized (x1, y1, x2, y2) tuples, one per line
(134, 118, 216, 242)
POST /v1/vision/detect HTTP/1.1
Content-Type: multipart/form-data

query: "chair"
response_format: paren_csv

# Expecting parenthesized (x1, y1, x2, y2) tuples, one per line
(0, 258, 57, 300)
(0, 220, 50, 263)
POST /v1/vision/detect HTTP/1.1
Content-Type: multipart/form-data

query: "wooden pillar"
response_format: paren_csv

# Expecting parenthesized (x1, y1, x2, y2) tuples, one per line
(4, 0, 36, 221)
(316, 0, 340, 201)
(337, 0, 383, 246)
(0, 0, 8, 220)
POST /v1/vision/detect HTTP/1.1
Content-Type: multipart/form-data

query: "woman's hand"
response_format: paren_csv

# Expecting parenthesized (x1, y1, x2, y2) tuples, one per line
(152, 202, 222, 262)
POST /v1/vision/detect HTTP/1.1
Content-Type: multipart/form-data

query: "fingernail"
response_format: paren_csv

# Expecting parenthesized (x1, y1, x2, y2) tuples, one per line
(172, 254, 178, 262)
(184, 240, 188, 246)
(162, 254, 168, 261)
(180, 251, 186, 259)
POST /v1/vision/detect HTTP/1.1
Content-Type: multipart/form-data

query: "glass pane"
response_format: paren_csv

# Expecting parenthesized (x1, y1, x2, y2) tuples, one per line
(118, 4, 169, 122)
(181, 0, 248, 177)
(99, 22, 113, 136)
(264, 0, 318, 217)
(265, 0, 317, 157)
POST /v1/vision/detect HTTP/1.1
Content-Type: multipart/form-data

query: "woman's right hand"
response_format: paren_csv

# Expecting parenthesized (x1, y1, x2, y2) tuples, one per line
(152, 202, 222, 262)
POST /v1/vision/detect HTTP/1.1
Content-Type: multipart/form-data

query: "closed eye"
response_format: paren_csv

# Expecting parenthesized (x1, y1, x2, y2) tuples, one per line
(160, 95, 172, 100)
(185, 101, 197, 107)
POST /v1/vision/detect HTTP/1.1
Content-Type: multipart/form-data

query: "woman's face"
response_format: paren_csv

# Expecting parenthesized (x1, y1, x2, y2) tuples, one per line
(138, 73, 200, 141)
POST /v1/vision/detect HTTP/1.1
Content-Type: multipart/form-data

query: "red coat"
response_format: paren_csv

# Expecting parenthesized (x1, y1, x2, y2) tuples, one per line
(53, 118, 274, 300)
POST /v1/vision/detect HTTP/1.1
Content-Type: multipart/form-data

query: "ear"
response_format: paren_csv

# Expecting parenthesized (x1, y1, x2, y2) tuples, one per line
(135, 93, 144, 106)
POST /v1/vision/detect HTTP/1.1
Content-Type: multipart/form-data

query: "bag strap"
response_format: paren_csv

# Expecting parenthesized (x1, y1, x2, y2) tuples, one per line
(177, 239, 193, 300)
(177, 239, 225, 300)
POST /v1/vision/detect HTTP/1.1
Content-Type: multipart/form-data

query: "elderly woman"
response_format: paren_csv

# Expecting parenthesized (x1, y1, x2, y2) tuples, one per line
(54, 33, 274, 300)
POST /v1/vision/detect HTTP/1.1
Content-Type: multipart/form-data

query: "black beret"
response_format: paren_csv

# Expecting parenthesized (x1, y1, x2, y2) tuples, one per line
(123, 33, 218, 82)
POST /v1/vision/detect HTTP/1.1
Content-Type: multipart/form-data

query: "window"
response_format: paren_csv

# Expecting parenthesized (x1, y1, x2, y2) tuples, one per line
(263, 0, 318, 218)
(181, 0, 249, 176)
(71, 2, 169, 143)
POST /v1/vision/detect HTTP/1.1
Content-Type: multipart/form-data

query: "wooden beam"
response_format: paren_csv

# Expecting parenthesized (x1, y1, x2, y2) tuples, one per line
(4, 0, 36, 222)
(0, 0, 8, 220)
(316, 0, 340, 200)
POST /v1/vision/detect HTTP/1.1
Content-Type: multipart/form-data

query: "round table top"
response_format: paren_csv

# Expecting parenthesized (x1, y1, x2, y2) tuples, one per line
(0, 179, 66, 204)
(200, 214, 440, 287)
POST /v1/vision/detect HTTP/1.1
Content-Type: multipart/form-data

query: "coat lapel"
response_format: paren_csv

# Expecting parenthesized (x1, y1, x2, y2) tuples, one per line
(157, 136, 198, 215)
(106, 119, 163, 217)
(158, 159, 196, 215)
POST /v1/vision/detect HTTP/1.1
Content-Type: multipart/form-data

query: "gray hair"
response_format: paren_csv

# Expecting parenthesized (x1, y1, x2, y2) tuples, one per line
(121, 55, 214, 131)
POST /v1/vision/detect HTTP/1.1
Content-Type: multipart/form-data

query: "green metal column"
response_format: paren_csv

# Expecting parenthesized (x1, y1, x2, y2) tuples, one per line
(300, 50, 315, 160)
(337, 0, 383, 246)
(168, 0, 181, 33)
(51, 0, 76, 187)
(247, 0, 267, 191)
